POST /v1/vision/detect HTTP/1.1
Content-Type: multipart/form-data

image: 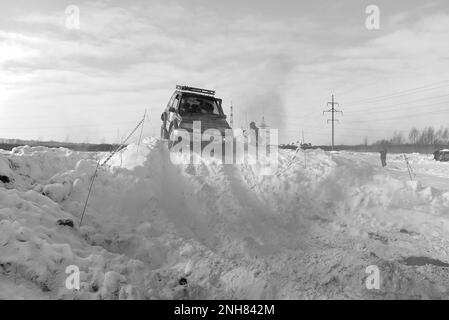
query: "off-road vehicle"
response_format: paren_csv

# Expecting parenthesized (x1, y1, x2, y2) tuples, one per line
(434, 149, 449, 162)
(160, 85, 231, 148)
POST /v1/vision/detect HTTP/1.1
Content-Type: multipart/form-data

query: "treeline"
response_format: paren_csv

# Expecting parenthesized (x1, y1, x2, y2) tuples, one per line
(0, 141, 121, 152)
(374, 126, 449, 146)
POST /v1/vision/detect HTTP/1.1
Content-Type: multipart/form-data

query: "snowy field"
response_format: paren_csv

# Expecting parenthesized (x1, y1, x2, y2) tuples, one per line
(1, 138, 449, 299)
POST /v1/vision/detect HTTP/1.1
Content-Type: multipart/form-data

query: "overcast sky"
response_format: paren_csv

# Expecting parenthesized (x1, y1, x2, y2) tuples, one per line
(1, 0, 449, 144)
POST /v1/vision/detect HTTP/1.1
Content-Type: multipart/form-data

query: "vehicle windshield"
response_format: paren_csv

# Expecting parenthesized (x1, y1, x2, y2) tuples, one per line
(179, 95, 223, 116)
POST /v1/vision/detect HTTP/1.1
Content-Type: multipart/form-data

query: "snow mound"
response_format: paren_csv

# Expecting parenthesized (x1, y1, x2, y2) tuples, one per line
(2, 139, 449, 299)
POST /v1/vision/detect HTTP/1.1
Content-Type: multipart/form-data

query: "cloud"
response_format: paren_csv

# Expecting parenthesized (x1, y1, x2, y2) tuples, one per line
(1, 0, 449, 144)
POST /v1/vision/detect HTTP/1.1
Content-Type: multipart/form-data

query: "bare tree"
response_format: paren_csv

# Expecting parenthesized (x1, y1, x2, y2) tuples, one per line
(442, 128, 449, 144)
(390, 131, 404, 145)
(435, 127, 443, 144)
(409, 127, 419, 144)
(427, 126, 435, 145)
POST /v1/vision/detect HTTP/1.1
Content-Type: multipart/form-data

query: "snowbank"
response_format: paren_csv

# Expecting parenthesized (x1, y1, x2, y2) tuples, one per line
(1, 139, 449, 299)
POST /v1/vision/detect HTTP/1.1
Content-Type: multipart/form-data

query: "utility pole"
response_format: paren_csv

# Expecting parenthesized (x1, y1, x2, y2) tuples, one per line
(245, 112, 248, 129)
(302, 130, 307, 168)
(323, 94, 343, 151)
(230, 101, 234, 128)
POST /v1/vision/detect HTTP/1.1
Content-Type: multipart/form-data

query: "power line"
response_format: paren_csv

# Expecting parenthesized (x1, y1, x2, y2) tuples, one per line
(287, 126, 407, 134)
(345, 106, 449, 124)
(79, 113, 147, 228)
(278, 96, 449, 129)
(283, 130, 364, 138)
(344, 94, 449, 113)
(240, 87, 448, 126)
(323, 94, 343, 151)
(343, 100, 449, 119)
(230, 101, 234, 128)
(343, 80, 449, 105)
(262, 94, 449, 127)
(136, 109, 147, 152)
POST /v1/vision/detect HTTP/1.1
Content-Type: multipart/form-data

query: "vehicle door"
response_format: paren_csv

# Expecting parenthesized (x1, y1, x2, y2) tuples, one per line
(444, 152, 449, 161)
(162, 93, 176, 128)
(166, 93, 181, 131)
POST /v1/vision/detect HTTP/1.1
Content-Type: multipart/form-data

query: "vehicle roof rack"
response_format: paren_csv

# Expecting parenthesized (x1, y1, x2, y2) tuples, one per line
(176, 85, 215, 96)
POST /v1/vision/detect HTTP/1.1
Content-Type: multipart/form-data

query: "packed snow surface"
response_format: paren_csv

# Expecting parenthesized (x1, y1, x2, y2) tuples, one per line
(1, 140, 449, 299)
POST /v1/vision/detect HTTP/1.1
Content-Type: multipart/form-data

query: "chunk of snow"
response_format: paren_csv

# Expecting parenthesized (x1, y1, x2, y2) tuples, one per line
(43, 183, 68, 202)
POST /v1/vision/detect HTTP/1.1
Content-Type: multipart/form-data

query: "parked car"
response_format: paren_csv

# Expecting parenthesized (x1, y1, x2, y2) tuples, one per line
(160, 85, 231, 149)
(300, 142, 313, 150)
(434, 149, 449, 162)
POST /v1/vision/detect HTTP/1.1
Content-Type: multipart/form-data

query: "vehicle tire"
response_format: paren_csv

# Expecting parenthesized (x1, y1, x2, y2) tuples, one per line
(160, 113, 169, 140)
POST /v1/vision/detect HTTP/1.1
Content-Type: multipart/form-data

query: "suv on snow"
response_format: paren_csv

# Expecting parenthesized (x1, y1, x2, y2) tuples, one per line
(434, 149, 449, 162)
(160, 85, 231, 148)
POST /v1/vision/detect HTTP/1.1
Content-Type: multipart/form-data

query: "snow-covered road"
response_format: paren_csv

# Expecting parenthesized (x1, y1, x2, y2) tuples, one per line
(340, 152, 449, 191)
(1, 140, 449, 299)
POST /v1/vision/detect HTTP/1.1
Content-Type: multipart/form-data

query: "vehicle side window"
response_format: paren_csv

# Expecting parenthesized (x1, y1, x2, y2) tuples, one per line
(167, 93, 176, 109)
(172, 95, 180, 111)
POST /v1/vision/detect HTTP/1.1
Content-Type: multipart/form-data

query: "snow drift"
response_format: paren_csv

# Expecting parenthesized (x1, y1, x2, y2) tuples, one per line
(1, 140, 449, 299)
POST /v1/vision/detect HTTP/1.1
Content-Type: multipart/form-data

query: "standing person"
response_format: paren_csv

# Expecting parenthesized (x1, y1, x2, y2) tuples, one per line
(249, 121, 259, 146)
(248, 121, 259, 159)
(380, 149, 387, 167)
(434, 150, 440, 161)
